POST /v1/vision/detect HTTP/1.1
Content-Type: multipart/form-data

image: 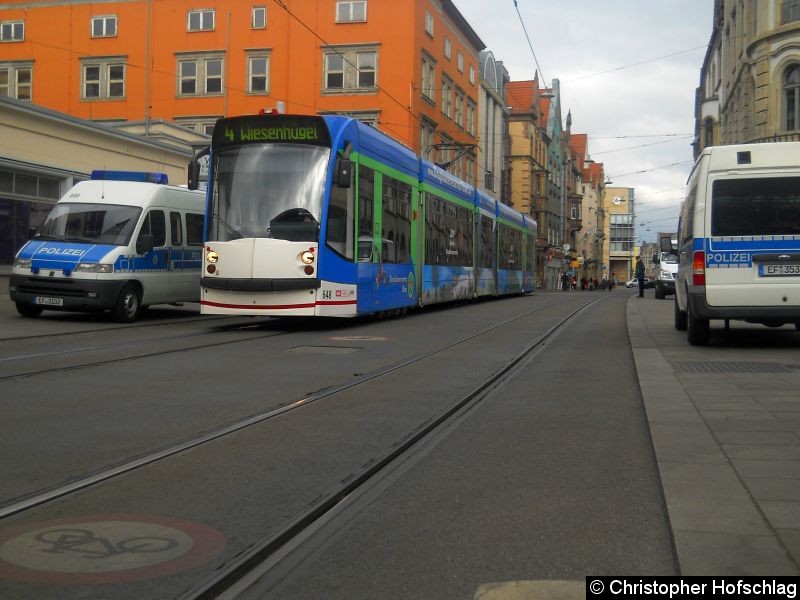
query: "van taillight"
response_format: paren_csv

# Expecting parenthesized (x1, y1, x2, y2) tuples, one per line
(692, 251, 706, 286)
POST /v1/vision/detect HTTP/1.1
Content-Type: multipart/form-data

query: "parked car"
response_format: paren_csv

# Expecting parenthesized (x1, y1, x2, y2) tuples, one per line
(626, 277, 651, 288)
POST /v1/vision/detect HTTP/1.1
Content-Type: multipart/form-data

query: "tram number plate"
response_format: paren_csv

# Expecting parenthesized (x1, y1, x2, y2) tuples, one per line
(34, 296, 63, 306)
(758, 264, 800, 277)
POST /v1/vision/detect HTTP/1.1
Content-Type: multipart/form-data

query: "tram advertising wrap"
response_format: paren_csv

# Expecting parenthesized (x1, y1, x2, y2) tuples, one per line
(195, 113, 536, 318)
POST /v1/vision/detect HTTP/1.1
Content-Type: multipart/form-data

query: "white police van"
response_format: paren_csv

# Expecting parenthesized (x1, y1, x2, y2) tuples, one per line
(653, 239, 678, 300)
(9, 171, 205, 322)
(665, 143, 800, 345)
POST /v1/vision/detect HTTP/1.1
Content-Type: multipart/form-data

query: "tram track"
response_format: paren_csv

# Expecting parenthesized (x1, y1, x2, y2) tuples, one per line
(0, 295, 601, 526)
(181, 295, 603, 599)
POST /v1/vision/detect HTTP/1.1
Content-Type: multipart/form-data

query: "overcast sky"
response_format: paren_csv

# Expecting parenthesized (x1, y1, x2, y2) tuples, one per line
(455, 0, 714, 243)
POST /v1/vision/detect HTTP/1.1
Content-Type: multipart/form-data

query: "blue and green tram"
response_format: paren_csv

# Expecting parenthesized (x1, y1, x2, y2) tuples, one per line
(197, 113, 536, 317)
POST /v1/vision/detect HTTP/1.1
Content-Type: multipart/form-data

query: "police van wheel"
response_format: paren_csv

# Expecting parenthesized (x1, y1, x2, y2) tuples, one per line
(111, 284, 142, 323)
(687, 304, 709, 346)
(674, 298, 687, 331)
(16, 302, 43, 318)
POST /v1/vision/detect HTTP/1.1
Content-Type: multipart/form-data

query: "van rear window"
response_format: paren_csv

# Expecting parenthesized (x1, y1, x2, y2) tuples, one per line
(712, 177, 800, 236)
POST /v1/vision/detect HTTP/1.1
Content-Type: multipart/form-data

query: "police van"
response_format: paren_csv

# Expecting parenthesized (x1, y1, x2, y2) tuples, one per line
(9, 171, 205, 322)
(665, 143, 800, 345)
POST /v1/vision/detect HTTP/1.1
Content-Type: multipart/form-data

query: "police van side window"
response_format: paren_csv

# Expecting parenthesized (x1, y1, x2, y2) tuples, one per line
(170, 212, 183, 246)
(139, 210, 166, 247)
(679, 185, 697, 243)
(186, 213, 204, 245)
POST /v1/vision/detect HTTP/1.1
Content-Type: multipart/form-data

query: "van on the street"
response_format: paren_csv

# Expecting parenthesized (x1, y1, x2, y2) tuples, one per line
(667, 143, 800, 345)
(9, 171, 205, 322)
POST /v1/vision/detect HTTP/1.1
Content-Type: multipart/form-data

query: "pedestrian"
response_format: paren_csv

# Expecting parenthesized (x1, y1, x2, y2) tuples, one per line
(635, 255, 646, 298)
(560, 272, 570, 291)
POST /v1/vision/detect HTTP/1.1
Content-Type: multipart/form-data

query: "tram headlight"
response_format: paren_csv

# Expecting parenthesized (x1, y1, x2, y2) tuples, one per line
(206, 250, 219, 264)
(300, 250, 315, 265)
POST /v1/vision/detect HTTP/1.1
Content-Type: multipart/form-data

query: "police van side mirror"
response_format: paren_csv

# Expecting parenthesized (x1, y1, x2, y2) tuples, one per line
(27, 226, 37, 240)
(336, 158, 352, 188)
(137, 234, 155, 255)
(187, 161, 201, 191)
(659, 237, 675, 253)
(652, 254, 660, 265)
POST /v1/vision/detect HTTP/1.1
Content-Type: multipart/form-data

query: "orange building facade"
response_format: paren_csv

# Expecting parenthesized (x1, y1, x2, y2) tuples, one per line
(0, 0, 483, 180)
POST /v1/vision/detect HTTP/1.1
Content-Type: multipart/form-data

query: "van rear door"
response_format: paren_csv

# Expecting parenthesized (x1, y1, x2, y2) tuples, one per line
(705, 175, 800, 307)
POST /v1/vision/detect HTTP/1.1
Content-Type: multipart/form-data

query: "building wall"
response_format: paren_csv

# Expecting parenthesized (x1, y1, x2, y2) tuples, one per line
(0, 0, 483, 168)
(603, 186, 635, 284)
(697, 0, 800, 149)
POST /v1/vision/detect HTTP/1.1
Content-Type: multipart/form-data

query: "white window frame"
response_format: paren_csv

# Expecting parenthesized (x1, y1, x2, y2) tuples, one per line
(187, 9, 214, 32)
(176, 53, 225, 96)
(246, 51, 270, 94)
(175, 117, 219, 136)
(444, 38, 451, 60)
(469, 65, 475, 85)
(454, 88, 464, 128)
(336, 1, 367, 23)
(425, 11, 434, 36)
(81, 59, 126, 100)
(91, 15, 117, 38)
(0, 62, 32, 100)
(457, 52, 464, 73)
(421, 53, 436, 103)
(252, 6, 266, 29)
(441, 75, 453, 119)
(322, 45, 378, 93)
(1, 20, 24, 42)
(466, 99, 476, 136)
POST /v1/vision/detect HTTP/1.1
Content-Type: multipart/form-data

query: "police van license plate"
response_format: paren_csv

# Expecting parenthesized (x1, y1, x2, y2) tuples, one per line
(758, 264, 800, 277)
(34, 296, 63, 306)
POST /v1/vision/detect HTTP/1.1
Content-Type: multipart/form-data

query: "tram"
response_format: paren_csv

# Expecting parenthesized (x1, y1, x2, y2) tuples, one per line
(193, 113, 536, 317)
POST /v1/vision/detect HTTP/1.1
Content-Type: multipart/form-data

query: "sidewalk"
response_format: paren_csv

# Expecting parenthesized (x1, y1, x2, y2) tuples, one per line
(627, 295, 800, 575)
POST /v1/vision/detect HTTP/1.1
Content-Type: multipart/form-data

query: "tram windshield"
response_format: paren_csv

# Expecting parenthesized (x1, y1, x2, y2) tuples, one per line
(209, 144, 329, 242)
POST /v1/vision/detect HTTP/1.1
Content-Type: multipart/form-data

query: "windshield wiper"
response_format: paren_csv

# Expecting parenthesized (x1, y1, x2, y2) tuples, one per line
(213, 214, 243, 239)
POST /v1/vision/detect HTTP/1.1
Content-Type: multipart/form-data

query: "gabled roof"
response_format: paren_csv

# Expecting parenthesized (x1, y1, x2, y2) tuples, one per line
(507, 79, 538, 114)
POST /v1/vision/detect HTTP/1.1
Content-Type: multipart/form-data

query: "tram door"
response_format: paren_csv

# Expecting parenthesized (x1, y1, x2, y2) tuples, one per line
(356, 164, 381, 313)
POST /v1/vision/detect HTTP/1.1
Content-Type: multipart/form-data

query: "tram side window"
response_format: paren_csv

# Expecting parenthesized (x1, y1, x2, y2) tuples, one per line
(327, 182, 355, 260)
(481, 217, 494, 268)
(358, 164, 375, 260)
(382, 174, 412, 263)
(425, 193, 472, 267)
(498, 224, 521, 270)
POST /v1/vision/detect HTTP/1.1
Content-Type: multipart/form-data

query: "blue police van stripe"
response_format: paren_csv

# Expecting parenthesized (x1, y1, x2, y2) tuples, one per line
(22, 241, 117, 270)
(695, 236, 800, 268)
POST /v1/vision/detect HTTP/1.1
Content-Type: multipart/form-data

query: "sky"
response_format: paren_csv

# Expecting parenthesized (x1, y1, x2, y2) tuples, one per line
(454, 0, 714, 244)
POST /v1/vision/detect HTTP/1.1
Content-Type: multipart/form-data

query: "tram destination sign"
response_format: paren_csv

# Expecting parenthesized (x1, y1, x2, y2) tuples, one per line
(213, 115, 331, 149)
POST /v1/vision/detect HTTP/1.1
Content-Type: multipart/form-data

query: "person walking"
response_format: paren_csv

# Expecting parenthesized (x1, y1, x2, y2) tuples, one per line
(635, 255, 646, 298)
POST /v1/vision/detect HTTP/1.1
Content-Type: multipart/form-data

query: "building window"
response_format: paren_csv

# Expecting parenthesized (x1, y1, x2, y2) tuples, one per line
(336, 1, 366, 23)
(420, 118, 436, 160)
(187, 9, 214, 32)
(466, 99, 476, 136)
(252, 6, 266, 29)
(247, 53, 269, 94)
(425, 11, 434, 37)
(81, 59, 125, 100)
(323, 46, 377, 92)
(441, 75, 453, 119)
(1, 20, 24, 42)
(703, 117, 714, 147)
(454, 88, 464, 128)
(469, 65, 475, 85)
(784, 64, 800, 131)
(175, 117, 219, 136)
(177, 54, 224, 96)
(457, 52, 464, 73)
(444, 38, 451, 60)
(91, 15, 117, 38)
(0, 62, 32, 100)
(421, 54, 435, 103)
(782, 0, 800, 23)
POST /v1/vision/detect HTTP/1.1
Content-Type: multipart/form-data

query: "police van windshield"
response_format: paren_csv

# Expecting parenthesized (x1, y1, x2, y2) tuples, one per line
(209, 144, 329, 242)
(34, 203, 142, 245)
(712, 177, 800, 236)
